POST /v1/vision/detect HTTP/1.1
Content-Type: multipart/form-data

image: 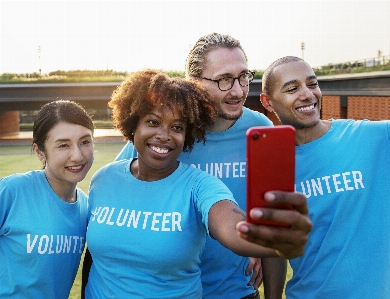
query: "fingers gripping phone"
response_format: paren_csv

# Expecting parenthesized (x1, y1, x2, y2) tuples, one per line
(246, 125, 295, 227)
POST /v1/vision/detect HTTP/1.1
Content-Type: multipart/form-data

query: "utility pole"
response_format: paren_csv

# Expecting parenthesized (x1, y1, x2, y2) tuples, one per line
(301, 42, 305, 60)
(37, 46, 41, 75)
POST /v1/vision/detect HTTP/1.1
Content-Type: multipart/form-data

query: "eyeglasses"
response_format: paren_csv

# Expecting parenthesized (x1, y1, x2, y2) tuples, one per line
(201, 71, 255, 91)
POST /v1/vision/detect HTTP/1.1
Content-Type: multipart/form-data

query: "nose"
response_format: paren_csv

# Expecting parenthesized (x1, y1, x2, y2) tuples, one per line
(229, 78, 244, 98)
(155, 127, 171, 141)
(301, 85, 315, 99)
(70, 145, 83, 161)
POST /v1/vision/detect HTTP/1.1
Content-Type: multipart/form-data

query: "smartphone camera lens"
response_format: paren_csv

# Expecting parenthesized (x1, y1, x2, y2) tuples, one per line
(253, 133, 259, 140)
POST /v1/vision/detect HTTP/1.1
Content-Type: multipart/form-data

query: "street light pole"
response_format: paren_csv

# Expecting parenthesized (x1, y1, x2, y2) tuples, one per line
(37, 46, 41, 75)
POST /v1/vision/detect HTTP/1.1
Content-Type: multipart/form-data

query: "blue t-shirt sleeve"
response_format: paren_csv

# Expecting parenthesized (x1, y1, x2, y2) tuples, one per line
(192, 172, 236, 236)
(0, 178, 10, 234)
(0, 175, 19, 235)
(115, 141, 138, 161)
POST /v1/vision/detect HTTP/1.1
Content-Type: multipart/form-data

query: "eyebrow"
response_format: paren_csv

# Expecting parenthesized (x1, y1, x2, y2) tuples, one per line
(281, 79, 298, 90)
(280, 75, 318, 90)
(54, 134, 92, 143)
(213, 70, 249, 78)
(147, 112, 185, 123)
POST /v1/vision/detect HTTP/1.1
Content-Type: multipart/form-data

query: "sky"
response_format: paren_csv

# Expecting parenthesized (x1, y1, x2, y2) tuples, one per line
(1, 0, 390, 74)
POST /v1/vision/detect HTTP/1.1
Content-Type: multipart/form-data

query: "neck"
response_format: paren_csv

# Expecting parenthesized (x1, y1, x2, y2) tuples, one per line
(44, 171, 77, 203)
(295, 120, 332, 146)
(210, 117, 237, 132)
(130, 159, 179, 182)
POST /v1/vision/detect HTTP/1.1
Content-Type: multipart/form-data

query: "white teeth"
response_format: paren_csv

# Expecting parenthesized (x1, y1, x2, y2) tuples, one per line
(67, 165, 82, 170)
(151, 146, 169, 154)
(297, 104, 315, 112)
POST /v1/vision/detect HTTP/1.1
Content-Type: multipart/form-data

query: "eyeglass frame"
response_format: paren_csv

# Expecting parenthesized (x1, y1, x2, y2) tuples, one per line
(201, 71, 255, 91)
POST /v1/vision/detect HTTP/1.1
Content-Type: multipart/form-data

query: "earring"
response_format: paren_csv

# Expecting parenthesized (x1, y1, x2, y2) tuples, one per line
(42, 160, 46, 169)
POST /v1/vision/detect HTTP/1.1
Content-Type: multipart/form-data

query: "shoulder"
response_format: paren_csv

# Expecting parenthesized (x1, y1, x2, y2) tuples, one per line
(177, 162, 205, 178)
(242, 107, 273, 126)
(0, 171, 44, 209)
(95, 160, 128, 175)
(91, 160, 130, 186)
(179, 163, 232, 193)
(0, 170, 42, 189)
(332, 119, 390, 143)
(334, 118, 390, 131)
(115, 141, 136, 161)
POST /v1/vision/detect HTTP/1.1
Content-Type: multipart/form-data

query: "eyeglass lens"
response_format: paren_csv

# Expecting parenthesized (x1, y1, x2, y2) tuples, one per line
(218, 72, 254, 91)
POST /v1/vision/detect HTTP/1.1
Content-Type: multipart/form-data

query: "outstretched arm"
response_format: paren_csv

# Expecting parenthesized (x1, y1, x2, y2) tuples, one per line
(209, 200, 277, 258)
(209, 191, 311, 259)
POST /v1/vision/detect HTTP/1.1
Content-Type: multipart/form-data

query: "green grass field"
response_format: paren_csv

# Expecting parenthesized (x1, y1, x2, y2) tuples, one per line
(0, 141, 292, 299)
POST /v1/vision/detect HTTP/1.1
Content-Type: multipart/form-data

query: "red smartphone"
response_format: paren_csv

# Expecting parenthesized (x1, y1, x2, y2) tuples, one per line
(246, 125, 296, 227)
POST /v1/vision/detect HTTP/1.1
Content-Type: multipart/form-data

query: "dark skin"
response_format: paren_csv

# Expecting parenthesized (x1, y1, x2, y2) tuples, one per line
(81, 119, 311, 295)
(82, 68, 312, 297)
(262, 257, 287, 299)
(81, 191, 307, 297)
(236, 191, 310, 259)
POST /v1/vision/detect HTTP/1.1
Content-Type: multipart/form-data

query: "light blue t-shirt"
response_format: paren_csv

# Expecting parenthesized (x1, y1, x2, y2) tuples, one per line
(0, 170, 88, 299)
(85, 160, 236, 299)
(115, 107, 273, 298)
(287, 119, 390, 298)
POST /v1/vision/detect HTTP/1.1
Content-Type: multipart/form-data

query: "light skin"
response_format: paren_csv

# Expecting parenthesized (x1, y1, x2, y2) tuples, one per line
(260, 60, 331, 145)
(197, 46, 297, 297)
(130, 103, 310, 262)
(199, 47, 280, 294)
(33, 122, 94, 203)
(200, 47, 249, 132)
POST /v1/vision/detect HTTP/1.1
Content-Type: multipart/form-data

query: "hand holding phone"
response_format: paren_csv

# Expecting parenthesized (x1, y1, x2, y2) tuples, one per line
(246, 125, 295, 227)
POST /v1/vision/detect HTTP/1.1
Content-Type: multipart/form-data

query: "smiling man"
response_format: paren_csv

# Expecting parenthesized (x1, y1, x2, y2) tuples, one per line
(260, 56, 390, 298)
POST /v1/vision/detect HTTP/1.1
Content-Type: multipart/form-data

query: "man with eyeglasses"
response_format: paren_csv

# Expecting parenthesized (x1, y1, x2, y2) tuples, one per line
(201, 71, 255, 92)
(112, 33, 310, 299)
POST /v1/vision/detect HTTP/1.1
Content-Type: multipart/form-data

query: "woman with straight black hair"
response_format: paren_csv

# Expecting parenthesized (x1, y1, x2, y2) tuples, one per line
(0, 100, 94, 299)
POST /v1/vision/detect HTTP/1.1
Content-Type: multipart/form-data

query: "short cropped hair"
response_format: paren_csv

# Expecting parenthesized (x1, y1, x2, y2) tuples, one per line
(33, 100, 94, 152)
(109, 69, 215, 152)
(262, 56, 303, 95)
(185, 32, 248, 79)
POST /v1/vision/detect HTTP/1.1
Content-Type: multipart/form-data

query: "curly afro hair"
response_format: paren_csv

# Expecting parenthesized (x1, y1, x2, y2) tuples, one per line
(109, 69, 215, 152)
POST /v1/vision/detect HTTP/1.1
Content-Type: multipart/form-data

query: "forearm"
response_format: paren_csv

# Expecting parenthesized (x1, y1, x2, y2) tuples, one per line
(209, 200, 279, 258)
(262, 257, 287, 299)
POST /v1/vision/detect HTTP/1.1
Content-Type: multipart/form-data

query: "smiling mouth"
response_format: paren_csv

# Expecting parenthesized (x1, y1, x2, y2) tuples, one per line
(296, 103, 316, 112)
(66, 164, 85, 171)
(150, 145, 169, 154)
(225, 99, 241, 105)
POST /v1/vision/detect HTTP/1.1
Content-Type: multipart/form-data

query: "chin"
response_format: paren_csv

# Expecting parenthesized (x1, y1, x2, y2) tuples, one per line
(218, 110, 243, 121)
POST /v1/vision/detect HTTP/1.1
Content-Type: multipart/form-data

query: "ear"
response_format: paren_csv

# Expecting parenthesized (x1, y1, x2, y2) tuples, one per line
(260, 93, 275, 113)
(33, 143, 46, 162)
